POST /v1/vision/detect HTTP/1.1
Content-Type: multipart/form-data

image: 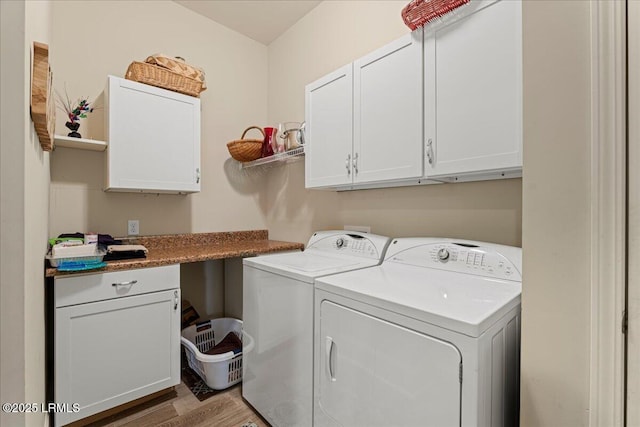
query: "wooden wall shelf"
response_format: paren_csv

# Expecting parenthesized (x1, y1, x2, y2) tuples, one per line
(54, 135, 107, 152)
(30, 42, 55, 151)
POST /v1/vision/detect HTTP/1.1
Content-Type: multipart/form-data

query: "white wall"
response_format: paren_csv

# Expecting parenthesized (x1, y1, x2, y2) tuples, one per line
(49, 0, 270, 238)
(0, 1, 52, 426)
(520, 1, 592, 425)
(268, 1, 598, 425)
(0, 2, 28, 425)
(627, 0, 640, 423)
(265, 0, 522, 246)
(24, 2, 53, 423)
(7, 2, 600, 426)
(48, 0, 274, 349)
(49, 0, 522, 248)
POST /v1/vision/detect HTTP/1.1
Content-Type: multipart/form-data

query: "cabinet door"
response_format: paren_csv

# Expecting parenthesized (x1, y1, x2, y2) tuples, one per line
(424, 0, 522, 179)
(315, 301, 461, 427)
(305, 64, 353, 188)
(55, 289, 180, 426)
(354, 31, 423, 184)
(106, 76, 201, 193)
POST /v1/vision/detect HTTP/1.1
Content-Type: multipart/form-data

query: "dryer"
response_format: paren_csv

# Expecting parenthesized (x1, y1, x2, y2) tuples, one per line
(243, 230, 391, 427)
(314, 238, 522, 427)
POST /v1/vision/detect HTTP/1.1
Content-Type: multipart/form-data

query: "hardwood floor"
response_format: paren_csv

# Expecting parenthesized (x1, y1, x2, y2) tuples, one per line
(88, 383, 269, 427)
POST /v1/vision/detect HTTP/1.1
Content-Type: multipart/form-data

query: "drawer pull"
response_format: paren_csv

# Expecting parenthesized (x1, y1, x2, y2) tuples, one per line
(112, 280, 138, 287)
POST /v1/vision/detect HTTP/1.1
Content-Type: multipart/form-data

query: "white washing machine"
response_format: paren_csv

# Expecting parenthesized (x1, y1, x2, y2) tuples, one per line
(242, 230, 391, 427)
(314, 238, 522, 427)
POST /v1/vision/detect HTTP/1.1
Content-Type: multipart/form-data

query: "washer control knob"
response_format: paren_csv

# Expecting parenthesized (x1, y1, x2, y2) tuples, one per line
(437, 248, 450, 262)
(336, 238, 345, 248)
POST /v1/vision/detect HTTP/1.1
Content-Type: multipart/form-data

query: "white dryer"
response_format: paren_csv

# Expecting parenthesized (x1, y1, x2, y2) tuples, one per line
(314, 238, 522, 427)
(242, 230, 391, 427)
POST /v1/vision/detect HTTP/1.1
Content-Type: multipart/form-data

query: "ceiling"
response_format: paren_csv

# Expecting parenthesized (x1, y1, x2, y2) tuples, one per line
(174, 1, 322, 45)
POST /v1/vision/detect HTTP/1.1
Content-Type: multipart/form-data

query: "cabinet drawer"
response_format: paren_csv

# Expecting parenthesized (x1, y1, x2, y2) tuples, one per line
(54, 265, 179, 308)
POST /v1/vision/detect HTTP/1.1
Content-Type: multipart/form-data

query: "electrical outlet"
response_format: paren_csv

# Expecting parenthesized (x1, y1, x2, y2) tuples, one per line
(344, 225, 371, 233)
(128, 220, 139, 236)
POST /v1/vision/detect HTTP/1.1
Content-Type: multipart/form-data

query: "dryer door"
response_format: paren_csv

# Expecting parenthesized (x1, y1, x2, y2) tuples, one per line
(317, 301, 462, 427)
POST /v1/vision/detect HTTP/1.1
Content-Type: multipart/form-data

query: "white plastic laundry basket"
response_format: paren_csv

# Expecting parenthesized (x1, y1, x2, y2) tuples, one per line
(181, 317, 251, 390)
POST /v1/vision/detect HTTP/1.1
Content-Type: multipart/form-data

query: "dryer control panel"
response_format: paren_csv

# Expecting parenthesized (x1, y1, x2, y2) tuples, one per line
(386, 239, 522, 282)
(306, 231, 391, 260)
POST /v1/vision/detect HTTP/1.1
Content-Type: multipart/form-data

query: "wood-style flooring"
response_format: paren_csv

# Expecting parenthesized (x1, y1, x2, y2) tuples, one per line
(88, 383, 269, 427)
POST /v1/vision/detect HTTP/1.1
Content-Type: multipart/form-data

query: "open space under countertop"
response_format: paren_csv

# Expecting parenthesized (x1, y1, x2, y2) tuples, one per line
(46, 230, 304, 278)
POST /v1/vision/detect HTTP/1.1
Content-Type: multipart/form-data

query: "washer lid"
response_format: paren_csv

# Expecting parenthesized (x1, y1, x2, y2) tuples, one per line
(244, 250, 381, 283)
(243, 231, 391, 283)
(315, 262, 521, 337)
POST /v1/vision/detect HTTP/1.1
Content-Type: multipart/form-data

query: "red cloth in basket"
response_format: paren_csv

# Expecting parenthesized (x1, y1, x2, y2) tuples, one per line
(204, 332, 242, 356)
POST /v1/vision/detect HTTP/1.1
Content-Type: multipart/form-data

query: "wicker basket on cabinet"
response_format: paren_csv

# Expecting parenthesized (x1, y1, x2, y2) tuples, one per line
(125, 61, 205, 97)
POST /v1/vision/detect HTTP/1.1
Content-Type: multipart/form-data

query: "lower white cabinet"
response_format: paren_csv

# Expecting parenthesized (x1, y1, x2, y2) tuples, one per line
(54, 265, 180, 426)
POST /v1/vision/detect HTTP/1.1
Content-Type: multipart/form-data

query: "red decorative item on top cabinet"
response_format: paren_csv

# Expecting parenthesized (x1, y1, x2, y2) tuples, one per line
(401, 0, 470, 30)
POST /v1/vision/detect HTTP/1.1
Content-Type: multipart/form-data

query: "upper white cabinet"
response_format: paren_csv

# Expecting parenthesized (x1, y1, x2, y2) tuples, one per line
(305, 32, 424, 190)
(423, 0, 522, 181)
(354, 31, 423, 184)
(305, 65, 353, 188)
(304, 0, 522, 191)
(105, 76, 201, 193)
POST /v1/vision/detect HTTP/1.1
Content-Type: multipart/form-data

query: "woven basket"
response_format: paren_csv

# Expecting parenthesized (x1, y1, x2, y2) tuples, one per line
(401, 0, 470, 30)
(125, 61, 205, 97)
(227, 126, 264, 162)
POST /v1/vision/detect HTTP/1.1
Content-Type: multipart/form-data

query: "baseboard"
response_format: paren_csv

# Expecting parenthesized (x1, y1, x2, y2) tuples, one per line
(66, 387, 176, 427)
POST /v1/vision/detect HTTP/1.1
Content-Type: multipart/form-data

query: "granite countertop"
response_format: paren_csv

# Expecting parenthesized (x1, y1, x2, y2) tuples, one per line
(46, 230, 304, 278)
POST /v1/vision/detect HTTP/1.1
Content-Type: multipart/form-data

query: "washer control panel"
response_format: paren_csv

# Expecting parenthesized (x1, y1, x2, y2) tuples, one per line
(307, 231, 390, 260)
(331, 236, 378, 257)
(389, 241, 522, 281)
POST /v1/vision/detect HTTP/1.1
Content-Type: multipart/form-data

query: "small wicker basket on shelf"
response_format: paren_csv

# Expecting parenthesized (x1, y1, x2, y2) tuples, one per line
(227, 126, 264, 162)
(125, 61, 205, 97)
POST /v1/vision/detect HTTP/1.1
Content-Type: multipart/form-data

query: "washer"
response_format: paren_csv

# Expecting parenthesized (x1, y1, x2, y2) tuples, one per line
(242, 230, 391, 427)
(314, 238, 522, 427)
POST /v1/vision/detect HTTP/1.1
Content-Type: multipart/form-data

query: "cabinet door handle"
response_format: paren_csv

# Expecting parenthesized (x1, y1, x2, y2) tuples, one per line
(174, 290, 179, 311)
(196, 168, 200, 184)
(426, 139, 434, 165)
(352, 152, 359, 174)
(112, 280, 137, 287)
(325, 336, 336, 382)
(345, 154, 351, 175)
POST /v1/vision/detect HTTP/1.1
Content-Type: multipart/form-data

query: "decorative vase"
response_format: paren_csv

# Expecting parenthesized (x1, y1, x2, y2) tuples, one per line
(262, 127, 275, 157)
(65, 121, 81, 138)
